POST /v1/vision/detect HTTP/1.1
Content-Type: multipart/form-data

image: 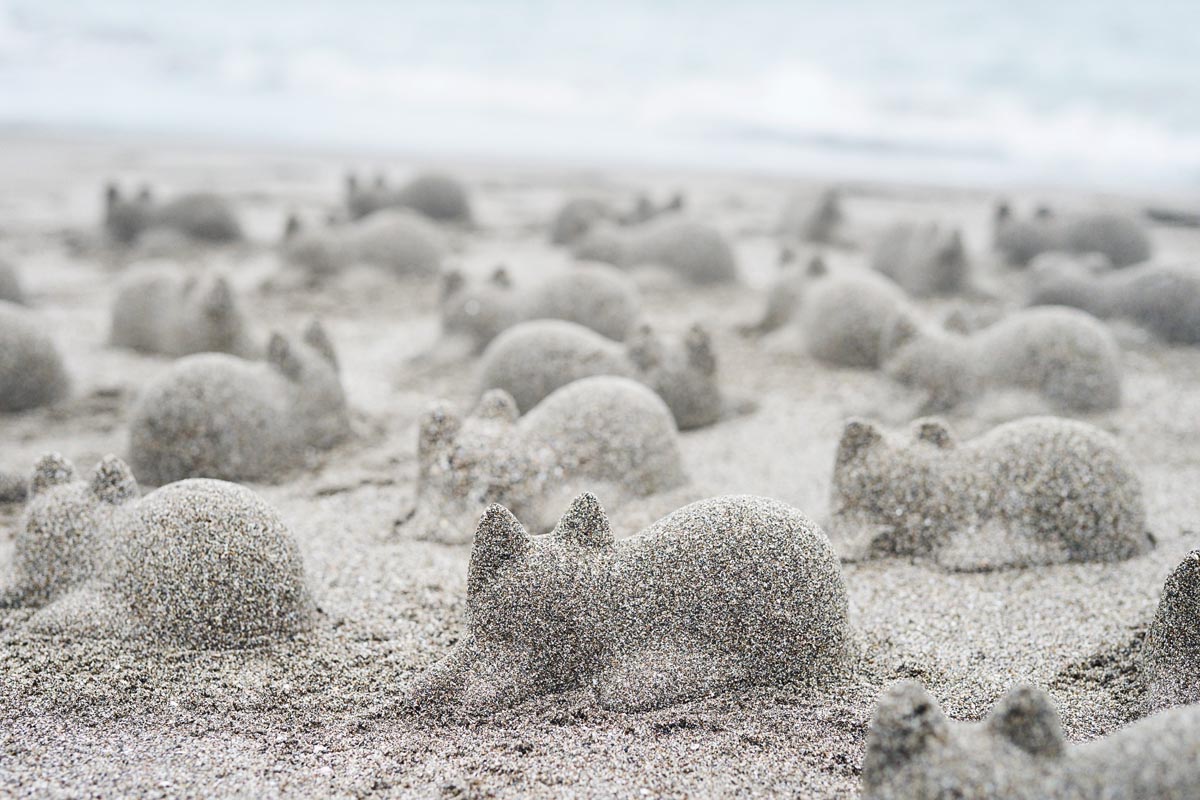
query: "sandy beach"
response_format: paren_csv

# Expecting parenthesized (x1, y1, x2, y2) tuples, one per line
(1, 130, 1199, 798)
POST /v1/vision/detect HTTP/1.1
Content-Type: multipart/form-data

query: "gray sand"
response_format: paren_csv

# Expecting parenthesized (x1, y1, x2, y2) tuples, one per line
(2, 136, 1200, 798)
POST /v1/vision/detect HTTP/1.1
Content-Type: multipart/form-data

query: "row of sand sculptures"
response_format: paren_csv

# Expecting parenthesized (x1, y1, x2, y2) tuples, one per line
(4, 184, 1199, 428)
(2, 439, 1199, 798)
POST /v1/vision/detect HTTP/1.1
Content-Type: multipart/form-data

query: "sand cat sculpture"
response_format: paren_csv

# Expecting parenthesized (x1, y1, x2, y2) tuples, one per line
(478, 319, 723, 430)
(1143, 550, 1200, 710)
(283, 209, 444, 279)
(994, 203, 1152, 267)
(403, 493, 850, 714)
(0, 259, 24, 304)
(405, 376, 688, 543)
(550, 193, 684, 246)
(862, 681, 1200, 800)
(103, 183, 242, 244)
(777, 187, 844, 244)
(2, 453, 313, 647)
(345, 171, 472, 223)
(128, 321, 350, 484)
(880, 306, 1122, 412)
(871, 221, 968, 296)
(829, 416, 1153, 570)
(110, 267, 255, 358)
(439, 264, 641, 354)
(0, 301, 70, 412)
(1029, 258, 1200, 344)
(573, 217, 739, 285)
(742, 256, 914, 368)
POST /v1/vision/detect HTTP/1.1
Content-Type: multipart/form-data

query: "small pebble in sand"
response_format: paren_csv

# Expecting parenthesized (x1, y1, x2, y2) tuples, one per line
(994, 203, 1153, 268)
(5, 453, 313, 647)
(880, 305, 1122, 412)
(862, 681, 1200, 799)
(478, 318, 723, 429)
(573, 217, 739, 285)
(0, 258, 25, 304)
(345, 171, 472, 223)
(439, 262, 641, 353)
(829, 416, 1153, 570)
(403, 492, 851, 714)
(110, 265, 255, 358)
(0, 301, 70, 412)
(777, 187, 844, 244)
(1029, 257, 1200, 345)
(283, 209, 445, 280)
(871, 221, 968, 296)
(1142, 549, 1200, 710)
(129, 320, 349, 484)
(406, 376, 688, 542)
(104, 182, 242, 244)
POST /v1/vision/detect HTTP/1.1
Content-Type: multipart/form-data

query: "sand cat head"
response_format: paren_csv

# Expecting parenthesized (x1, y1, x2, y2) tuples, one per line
(466, 494, 610, 669)
(267, 320, 349, 448)
(16, 454, 138, 606)
(411, 391, 526, 539)
(862, 682, 1065, 798)
(439, 268, 521, 351)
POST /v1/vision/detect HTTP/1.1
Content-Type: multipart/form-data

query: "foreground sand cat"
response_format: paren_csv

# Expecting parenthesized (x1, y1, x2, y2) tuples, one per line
(4, 454, 313, 648)
(403, 493, 851, 714)
(862, 682, 1200, 800)
(405, 376, 688, 543)
(129, 321, 349, 484)
(830, 416, 1153, 570)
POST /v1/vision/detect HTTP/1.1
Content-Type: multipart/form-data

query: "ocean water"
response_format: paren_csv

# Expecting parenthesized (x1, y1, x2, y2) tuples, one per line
(1, 0, 1198, 189)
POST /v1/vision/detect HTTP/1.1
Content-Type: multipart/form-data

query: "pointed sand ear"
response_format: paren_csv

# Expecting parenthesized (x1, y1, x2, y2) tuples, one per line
(90, 455, 138, 505)
(283, 213, 302, 240)
(490, 266, 512, 289)
(105, 183, 121, 207)
(985, 685, 1065, 758)
(807, 255, 828, 278)
(1035, 205, 1053, 219)
(994, 201, 1012, 223)
(468, 504, 530, 596)
(418, 402, 462, 465)
(778, 246, 796, 267)
(474, 390, 519, 423)
(942, 308, 970, 335)
(345, 172, 358, 193)
(685, 324, 717, 376)
(837, 418, 883, 465)
(204, 276, 235, 318)
(373, 172, 387, 189)
(555, 492, 614, 548)
(441, 269, 466, 299)
(303, 319, 339, 370)
(30, 453, 76, 496)
(136, 184, 153, 203)
(268, 333, 304, 381)
(912, 418, 955, 449)
(880, 313, 920, 358)
(861, 682, 950, 790)
(626, 324, 663, 371)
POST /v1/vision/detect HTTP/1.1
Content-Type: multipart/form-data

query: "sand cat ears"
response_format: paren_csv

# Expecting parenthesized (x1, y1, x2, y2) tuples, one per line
(441, 269, 466, 298)
(90, 455, 138, 505)
(1034, 204, 1054, 219)
(344, 172, 358, 193)
(626, 324, 664, 371)
(474, 390, 519, 423)
(468, 504, 530, 596)
(489, 266, 513, 288)
(837, 419, 883, 462)
(685, 324, 717, 376)
(555, 492, 614, 548)
(807, 255, 828, 278)
(267, 333, 305, 381)
(136, 185, 153, 203)
(985, 685, 1065, 758)
(203, 276, 235, 317)
(104, 183, 121, 206)
(418, 401, 462, 457)
(994, 200, 1012, 223)
(30, 453, 77, 496)
(861, 682, 950, 789)
(303, 319, 339, 370)
(283, 213, 302, 240)
(912, 418, 955, 449)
